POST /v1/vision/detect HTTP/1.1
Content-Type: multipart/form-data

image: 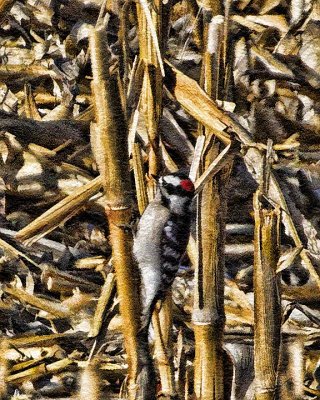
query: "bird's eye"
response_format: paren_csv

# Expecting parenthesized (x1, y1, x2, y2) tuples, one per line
(166, 185, 175, 194)
(162, 181, 175, 194)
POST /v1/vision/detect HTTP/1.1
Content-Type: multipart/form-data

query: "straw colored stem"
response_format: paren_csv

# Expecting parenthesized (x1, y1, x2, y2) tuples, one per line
(6, 358, 74, 384)
(152, 294, 176, 397)
(89, 273, 116, 338)
(108, 210, 139, 398)
(193, 8, 229, 396)
(89, 24, 142, 399)
(24, 84, 42, 120)
(0, 64, 58, 80)
(176, 329, 187, 399)
(8, 333, 84, 348)
(164, 61, 231, 145)
(187, 0, 203, 50)
(253, 192, 281, 400)
(16, 177, 102, 243)
(193, 139, 228, 400)
(0, 340, 8, 399)
(200, 11, 223, 102)
(119, 0, 131, 96)
(194, 325, 225, 400)
(78, 361, 102, 400)
(137, 0, 163, 195)
(132, 143, 148, 215)
(3, 285, 72, 318)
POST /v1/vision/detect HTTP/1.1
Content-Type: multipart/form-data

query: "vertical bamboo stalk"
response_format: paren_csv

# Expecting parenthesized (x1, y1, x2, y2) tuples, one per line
(253, 192, 282, 400)
(89, 24, 143, 400)
(132, 143, 148, 215)
(192, 138, 228, 400)
(200, 6, 223, 102)
(193, 0, 229, 397)
(136, 0, 163, 196)
(119, 0, 131, 98)
(152, 293, 176, 396)
(136, 2, 176, 396)
(78, 361, 101, 400)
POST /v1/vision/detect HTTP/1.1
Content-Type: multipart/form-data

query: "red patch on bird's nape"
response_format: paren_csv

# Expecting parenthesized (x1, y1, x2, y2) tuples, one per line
(180, 179, 194, 192)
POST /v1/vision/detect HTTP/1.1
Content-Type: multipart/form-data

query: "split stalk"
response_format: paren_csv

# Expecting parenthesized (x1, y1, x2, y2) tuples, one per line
(253, 191, 282, 400)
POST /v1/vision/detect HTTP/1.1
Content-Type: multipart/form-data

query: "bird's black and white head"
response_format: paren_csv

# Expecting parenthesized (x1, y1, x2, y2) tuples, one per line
(158, 173, 195, 215)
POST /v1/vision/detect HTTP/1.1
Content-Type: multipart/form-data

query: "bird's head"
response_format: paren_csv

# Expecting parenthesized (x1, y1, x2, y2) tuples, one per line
(158, 173, 195, 215)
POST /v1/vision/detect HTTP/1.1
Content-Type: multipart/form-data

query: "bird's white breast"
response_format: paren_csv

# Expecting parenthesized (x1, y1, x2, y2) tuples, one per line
(133, 200, 170, 266)
(133, 200, 171, 316)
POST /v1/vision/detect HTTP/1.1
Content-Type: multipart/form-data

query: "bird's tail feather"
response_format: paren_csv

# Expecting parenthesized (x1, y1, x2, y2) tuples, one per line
(136, 327, 157, 400)
(136, 291, 167, 399)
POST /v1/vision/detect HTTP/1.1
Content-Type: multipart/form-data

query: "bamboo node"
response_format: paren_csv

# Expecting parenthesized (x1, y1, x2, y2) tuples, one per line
(192, 309, 223, 325)
(106, 205, 131, 211)
(255, 387, 277, 394)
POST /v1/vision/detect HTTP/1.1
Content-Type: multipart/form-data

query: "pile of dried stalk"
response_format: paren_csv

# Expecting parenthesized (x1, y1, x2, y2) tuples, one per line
(0, 0, 319, 398)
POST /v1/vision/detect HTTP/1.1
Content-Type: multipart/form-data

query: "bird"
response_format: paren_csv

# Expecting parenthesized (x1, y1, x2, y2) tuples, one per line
(133, 172, 195, 335)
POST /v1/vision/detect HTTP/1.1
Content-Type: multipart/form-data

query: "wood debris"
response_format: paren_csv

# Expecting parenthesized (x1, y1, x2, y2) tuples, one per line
(0, 0, 318, 398)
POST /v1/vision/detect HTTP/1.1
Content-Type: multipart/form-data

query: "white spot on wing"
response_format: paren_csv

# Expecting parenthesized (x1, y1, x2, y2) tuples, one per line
(164, 226, 178, 242)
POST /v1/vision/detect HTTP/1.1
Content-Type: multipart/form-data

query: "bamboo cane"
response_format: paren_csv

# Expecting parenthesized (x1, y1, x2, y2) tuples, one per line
(132, 143, 148, 215)
(78, 361, 102, 400)
(89, 21, 144, 400)
(152, 294, 176, 396)
(192, 1, 231, 396)
(136, 0, 163, 197)
(253, 191, 282, 400)
(192, 136, 231, 400)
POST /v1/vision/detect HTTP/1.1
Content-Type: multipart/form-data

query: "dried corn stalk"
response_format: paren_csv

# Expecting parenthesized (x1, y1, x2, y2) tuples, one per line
(16, 177, 102, 244)
(89, 21, 144, 400)
(253, 191, 282, 400)
(192, 7, 232, 395)
(193, 136, 231, 400)
(137, 0, 163, 196)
